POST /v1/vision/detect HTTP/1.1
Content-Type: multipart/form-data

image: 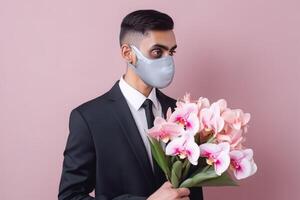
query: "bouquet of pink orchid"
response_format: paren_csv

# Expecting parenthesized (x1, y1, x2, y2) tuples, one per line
(146, 94, 257, 188)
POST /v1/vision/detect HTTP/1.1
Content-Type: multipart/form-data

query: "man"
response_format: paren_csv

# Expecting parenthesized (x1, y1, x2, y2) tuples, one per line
(58, 9, 204, 200)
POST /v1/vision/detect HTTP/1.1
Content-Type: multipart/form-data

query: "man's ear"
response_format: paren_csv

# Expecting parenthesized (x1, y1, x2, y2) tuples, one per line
(121, 44, 135, 64)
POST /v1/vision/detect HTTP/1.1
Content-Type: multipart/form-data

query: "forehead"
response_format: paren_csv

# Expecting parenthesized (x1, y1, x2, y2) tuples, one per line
(139, 30, 176, 49)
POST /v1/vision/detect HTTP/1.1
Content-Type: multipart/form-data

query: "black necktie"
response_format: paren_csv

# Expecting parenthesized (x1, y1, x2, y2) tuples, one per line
(141, 99, 165, 189)
(142, 99, 155, 129)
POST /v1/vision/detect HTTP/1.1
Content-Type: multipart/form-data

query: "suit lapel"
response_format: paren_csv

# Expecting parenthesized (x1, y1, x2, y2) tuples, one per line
(156, 88, 176, 117)
(107, 80, 176, 191)
(108, 80, 155, 191)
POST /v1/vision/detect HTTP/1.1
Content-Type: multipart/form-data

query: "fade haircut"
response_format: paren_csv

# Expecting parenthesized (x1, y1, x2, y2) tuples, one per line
(119, 9, 174, 46)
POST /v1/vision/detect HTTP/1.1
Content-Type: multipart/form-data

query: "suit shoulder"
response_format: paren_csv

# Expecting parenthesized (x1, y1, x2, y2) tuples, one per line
(158, 90, 177, 105)
(72, 91, 110, 115)
(165, 94, 177, 104)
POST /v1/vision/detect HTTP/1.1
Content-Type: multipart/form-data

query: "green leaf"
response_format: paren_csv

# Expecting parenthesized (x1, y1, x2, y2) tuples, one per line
(179, 166, 238, 188)
(171, 160, 183, 188)
(195, 171, 238, 187)
(181, 160, 191, 181)
(148, 137, 171, 179)
(180, 166, 218, 188)
(179, 178, 193, 188)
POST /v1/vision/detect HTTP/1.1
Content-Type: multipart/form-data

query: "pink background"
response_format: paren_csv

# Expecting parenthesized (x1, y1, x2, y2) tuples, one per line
(1, 0, 299, 199)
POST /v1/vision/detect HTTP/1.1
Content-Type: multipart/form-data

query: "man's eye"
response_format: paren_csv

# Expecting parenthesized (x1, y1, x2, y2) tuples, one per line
(151, 49, 163, 58)
(169, 50, 176, 56)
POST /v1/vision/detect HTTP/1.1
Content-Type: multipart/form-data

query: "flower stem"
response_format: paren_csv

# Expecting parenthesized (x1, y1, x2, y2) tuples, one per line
(207, 136, 215, 143)
(165, 173, 170, 182)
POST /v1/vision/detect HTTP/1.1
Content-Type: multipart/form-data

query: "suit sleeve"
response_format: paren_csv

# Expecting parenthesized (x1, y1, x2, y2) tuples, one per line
(58, 109, 147, 200)
(189, 187, 204, 200)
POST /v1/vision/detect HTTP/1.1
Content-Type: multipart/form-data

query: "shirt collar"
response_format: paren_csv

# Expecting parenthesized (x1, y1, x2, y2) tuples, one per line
(119, 74, 159, 111)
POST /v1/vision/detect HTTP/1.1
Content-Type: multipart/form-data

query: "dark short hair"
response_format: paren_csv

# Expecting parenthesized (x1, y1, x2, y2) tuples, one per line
(119, 9, 174, 46)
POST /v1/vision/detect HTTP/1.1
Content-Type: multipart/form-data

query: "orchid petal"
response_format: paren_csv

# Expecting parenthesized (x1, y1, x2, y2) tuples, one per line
(153, 116, 166, 126)
(186, 140, 200, 165)
(215, 151, 230, 175)
(165, 137, 183, 156)
(217, 99, 227, 113)
(165, 136, 200, 165)
(199, 143, 219, 156)
(230, 149, 257, 180)
(234, 157, 252, 180)
(243, 113, 251, 125)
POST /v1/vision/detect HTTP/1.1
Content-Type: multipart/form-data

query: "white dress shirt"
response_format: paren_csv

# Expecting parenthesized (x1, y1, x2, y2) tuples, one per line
(118, 75, 165, 171)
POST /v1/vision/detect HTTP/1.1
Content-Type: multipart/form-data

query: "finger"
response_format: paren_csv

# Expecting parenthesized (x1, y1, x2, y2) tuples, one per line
(174, 197, 190, 200)
(176, 187, 190, 197)
(178, 197, 190, 200)
(162, 181, 173, 188)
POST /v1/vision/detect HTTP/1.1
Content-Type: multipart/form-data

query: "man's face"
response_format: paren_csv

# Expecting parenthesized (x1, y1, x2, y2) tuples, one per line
(133, 30, 177, 62)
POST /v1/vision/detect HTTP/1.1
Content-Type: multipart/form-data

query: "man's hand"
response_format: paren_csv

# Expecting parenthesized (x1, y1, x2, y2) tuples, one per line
(147, 181, 190, 200)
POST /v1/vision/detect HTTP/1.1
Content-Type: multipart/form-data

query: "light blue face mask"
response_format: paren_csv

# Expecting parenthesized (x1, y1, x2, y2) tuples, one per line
(127, 45, 175, 89)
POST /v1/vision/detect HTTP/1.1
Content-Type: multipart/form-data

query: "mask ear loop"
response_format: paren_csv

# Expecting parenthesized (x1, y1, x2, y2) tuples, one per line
(130, 45, 149, 61)
(127, 45, 138, 67)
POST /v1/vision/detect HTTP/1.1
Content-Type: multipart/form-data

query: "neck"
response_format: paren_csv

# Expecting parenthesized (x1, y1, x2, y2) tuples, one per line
(123, 70, 153, 97)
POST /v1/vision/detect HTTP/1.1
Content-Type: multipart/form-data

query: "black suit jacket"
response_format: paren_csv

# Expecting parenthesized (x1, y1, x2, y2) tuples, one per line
(58, 80, 203, 200)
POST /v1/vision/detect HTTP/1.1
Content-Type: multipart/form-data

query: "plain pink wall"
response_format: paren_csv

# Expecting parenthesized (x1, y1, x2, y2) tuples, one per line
(1, 0, 299, 199)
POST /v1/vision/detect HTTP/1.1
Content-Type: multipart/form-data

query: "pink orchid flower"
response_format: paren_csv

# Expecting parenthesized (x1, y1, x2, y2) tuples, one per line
(175, 93, 192, 109)
(216, 99, 227, 113)
(199, 142, 231, 175)
(222, 109, 250, 130)
(169, 103, 200, 135)
(197, 97, 210, 111)
(165, 135, 200, 165)
(147, 116, 183, 143)
(183, 93, 192, 103)
(217, 128, 245, 150)
(177, 95, 211, 111)
(229, 149, 257, 180)
(199, 102, 225, 135)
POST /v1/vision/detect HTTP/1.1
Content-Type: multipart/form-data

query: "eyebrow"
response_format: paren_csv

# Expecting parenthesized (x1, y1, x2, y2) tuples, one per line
(151, 44, 177, 51)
